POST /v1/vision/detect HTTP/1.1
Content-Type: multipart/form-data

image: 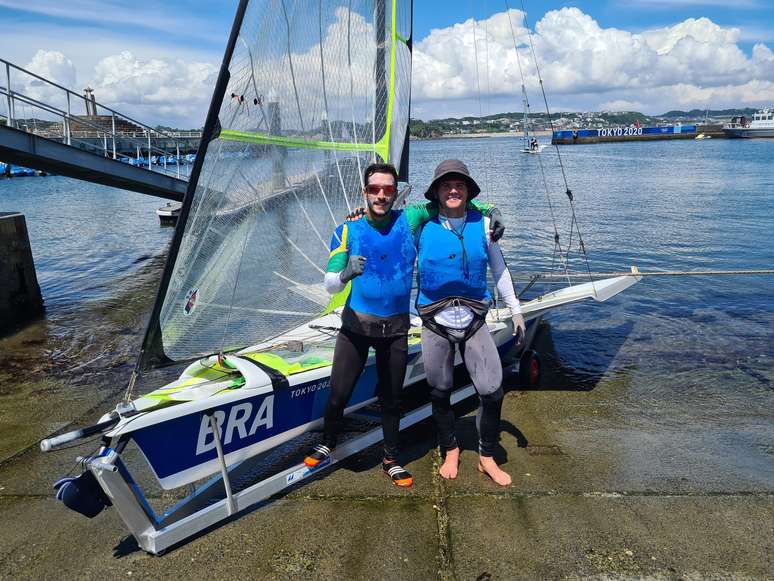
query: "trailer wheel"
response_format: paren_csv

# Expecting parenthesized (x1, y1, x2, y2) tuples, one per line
(519, 349, 541, 387)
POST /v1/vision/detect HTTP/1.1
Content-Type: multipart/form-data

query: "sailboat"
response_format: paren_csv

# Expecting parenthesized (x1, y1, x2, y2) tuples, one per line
(696, 103, 712, 139)
(520, 85, 545, 154)
(41, 0, 640, 553)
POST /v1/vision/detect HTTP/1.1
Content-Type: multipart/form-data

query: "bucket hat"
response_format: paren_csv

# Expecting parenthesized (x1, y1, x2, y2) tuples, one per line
(423, 159, 481, 201)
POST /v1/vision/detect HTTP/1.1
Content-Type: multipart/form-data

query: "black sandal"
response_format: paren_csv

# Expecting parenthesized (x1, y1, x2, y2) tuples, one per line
(303, 444, 332, 467)
(382, 460, 413, 487)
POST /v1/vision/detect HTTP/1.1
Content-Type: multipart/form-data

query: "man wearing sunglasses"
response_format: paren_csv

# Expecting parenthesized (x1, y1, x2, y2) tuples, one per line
(304, 162, 504, 487)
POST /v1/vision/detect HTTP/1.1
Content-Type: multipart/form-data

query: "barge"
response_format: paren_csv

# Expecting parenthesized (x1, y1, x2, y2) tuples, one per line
(553, 124, 700, 145)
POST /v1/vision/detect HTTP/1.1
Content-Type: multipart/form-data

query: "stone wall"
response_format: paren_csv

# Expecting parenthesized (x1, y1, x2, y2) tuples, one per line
(0, 213, 44, 333)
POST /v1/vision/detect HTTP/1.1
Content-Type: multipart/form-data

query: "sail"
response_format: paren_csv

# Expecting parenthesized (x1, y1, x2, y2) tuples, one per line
(138, 0, 413, 371)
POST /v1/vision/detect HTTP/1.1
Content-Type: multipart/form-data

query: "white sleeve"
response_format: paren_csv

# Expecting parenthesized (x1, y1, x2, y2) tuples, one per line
(487, 239, 521, 315)
(484, 215, 492, 244)
(324, 271, 346, 294)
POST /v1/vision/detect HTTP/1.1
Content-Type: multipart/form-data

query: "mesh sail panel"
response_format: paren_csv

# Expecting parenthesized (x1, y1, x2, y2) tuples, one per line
(143, 0, 411, 367)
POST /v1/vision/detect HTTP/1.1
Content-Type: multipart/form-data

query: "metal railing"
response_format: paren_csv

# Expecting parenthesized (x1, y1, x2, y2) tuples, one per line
(0, 57, 202, 180)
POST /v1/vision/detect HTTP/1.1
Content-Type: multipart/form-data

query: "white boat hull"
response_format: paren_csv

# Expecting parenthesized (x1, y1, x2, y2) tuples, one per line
(723, 127, 774, 138)
(156, 202, 182, 224)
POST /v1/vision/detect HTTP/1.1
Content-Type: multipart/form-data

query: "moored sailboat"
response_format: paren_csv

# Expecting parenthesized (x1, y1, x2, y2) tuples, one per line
(41, 0, 640, 553)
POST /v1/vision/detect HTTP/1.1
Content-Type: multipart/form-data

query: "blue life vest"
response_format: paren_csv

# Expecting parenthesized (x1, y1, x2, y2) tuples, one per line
(346, 211, 416, 317)
(417, 210, 491, 306)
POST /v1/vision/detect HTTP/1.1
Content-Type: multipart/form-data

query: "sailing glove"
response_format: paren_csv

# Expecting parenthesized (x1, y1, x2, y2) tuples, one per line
(512, 313, 526, 348)
(340, 255, 366, 283)
(487, 208, 505, 242)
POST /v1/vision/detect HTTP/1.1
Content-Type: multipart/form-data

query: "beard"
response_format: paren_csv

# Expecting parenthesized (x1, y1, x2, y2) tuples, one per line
(366, 196, 394, 216)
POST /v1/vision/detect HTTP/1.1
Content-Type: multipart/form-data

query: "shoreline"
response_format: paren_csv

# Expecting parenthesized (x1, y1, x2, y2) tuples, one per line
(411, 130, 553, 140)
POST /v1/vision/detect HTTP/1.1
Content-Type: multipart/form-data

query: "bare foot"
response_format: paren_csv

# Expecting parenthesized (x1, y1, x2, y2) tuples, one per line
(477, 456, 512, 486)
(439, 447, 460, 479)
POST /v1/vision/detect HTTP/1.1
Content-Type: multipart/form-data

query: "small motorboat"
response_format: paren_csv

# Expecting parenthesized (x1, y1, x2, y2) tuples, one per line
(156, 201, 182, 225)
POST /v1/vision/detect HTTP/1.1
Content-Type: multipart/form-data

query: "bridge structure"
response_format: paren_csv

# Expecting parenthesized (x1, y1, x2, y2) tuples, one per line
(0, 58, 203, 201)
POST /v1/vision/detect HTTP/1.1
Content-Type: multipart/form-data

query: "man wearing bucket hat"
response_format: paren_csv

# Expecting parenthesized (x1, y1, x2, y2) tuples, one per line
(416, 159, 526, 486)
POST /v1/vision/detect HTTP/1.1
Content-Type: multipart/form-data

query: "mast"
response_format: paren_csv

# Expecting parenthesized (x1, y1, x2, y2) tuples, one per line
(522, 84, 530, 151)
(398, 0, 413, 182)
(375, 0, 386, 159)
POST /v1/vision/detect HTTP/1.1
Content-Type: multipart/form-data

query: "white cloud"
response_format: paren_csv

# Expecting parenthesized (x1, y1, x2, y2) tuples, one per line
(752, 43, 774, 78)
(14, 50, 78, 116)
(90, 52, 218, 128)
(25, 50, 77, 88)
(11, 49, 217, 128)
(411, 8, 774, 117)
(0, 5, 230, 127)
(413, 10, 530, 100)
(598, 99, 648, 111)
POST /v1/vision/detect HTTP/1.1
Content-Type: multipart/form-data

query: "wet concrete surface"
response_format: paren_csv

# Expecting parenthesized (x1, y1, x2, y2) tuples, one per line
(1, 271, 773, 578)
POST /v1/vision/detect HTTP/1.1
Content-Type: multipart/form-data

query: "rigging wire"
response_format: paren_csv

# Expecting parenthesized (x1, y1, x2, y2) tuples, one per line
(315, 172, 341, 227)
(512, 0, 597, 291)
(469, 4, 495, 306)
(346, 0, 365, 189)
(503, 4, 570, 282)
(503, 7, 527, 150)
(238, 39, 270, 131)
(482, 1, 493, 197)
(514, 269, 774, 280)
(290, 188, 330, 252)
(318, 0, 354, 214)
(280, 0, 306, 133)
(470, 3, 486, 175)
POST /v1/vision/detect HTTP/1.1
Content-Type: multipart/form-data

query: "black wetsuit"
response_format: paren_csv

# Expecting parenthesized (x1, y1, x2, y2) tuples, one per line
(323, 310, 408, 460)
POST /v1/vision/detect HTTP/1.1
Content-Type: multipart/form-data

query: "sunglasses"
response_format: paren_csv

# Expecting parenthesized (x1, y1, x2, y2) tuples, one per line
(365, 184, 397, 196)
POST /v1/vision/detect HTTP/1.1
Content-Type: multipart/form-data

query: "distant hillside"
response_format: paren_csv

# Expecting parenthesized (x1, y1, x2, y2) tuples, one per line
(410, 107, 762, 138)
(411, 110, 662, 138)
(659, 108, 759, 119)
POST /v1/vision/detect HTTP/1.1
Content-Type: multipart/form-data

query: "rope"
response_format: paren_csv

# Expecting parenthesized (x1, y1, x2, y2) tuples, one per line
(513, 269, 774, 280)
(123, 368, 138, 404)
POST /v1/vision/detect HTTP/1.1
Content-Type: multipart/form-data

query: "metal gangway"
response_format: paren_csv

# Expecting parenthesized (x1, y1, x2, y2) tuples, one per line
(0, 58, 202, 201)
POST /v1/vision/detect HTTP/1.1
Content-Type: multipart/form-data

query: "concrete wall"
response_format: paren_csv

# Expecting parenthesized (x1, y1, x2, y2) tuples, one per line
(0, 212, 44, 333)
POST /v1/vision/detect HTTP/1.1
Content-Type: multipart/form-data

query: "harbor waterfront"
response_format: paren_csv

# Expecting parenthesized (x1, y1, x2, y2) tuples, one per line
(0, 136, 773, 577)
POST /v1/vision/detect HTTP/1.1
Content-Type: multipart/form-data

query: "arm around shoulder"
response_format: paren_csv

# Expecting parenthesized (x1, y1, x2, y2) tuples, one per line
(405, 200, 439, 234)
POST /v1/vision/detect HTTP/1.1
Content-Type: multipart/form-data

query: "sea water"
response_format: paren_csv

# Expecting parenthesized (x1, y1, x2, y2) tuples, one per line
(1, 137, 772, 485)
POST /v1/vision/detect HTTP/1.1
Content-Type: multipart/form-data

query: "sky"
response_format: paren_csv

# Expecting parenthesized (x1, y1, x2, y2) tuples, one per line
(1, 0, 773, 126)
